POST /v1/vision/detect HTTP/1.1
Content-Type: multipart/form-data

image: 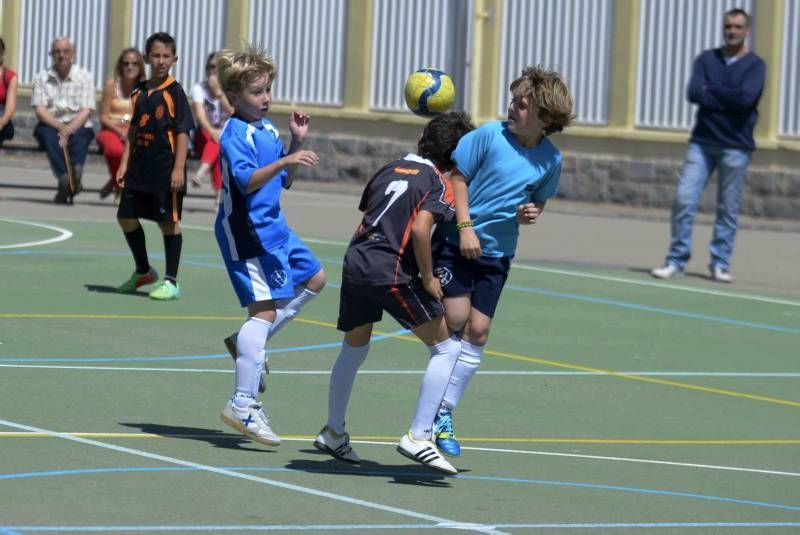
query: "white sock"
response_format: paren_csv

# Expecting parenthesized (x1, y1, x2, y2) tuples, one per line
(267, 286, 319, 341)
(441, 338, 484, 411)
(234, 316, 272, 398)
(326, 341, 370, 435)
(410, 336, 461, 441)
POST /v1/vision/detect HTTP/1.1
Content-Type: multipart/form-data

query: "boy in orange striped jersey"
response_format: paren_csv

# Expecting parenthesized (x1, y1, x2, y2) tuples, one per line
(115, 32, 194, 300)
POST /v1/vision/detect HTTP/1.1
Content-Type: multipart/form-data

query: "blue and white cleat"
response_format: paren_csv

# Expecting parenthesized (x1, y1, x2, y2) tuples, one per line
(434, 406, 461, 457)
(220, 399, 280, 446)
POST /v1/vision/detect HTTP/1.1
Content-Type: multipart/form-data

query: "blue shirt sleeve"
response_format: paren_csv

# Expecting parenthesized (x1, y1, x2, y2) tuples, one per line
(451, 122, 495, 181)
(531, 158, 561, 203)
(686, 53, 725, 111)
(222, 127, 258, 193)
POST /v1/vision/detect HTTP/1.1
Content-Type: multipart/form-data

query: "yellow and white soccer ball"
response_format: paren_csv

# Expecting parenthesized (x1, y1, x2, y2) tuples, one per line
(403, 68, 455, 117)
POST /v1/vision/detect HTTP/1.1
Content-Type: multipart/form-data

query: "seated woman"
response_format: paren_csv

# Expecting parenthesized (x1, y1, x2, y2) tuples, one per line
(190, 52, 232, 207)
(0, 37, 18, 146)
(96, 48, 145, 201)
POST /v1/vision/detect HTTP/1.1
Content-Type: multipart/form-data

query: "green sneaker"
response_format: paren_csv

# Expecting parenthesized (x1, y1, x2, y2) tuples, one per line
(149, 280, 181, 300)
(117, 268, 158, 293)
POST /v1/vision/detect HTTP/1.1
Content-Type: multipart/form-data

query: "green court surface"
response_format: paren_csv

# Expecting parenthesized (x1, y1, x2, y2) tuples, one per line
(1, 216, 799, 534)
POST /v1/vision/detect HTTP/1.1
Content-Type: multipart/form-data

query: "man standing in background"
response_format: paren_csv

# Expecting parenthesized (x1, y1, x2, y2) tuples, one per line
(651, 8, 765, 283)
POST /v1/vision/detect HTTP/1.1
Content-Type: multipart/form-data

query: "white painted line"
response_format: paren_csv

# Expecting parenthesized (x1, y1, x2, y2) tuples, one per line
(7, 218, 796, 307)
(0, 418, 506, 535)
(2, 363, 800, 378)
(324, 438, 800, 479)
(0, 219, 73, 249)
(512, 263, 800, 307)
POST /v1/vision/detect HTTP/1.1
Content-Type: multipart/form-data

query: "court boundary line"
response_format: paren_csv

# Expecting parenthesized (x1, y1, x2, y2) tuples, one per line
(5, 217, 797, 306)
(2, 314, 798, 409)
(0, 219, 73, 249)
(0, 418, 505, 535)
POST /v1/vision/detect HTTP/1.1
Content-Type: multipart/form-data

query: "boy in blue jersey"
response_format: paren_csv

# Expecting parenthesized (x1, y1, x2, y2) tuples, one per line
(213, 45, 325, 446)
(431, 66, 574, 456)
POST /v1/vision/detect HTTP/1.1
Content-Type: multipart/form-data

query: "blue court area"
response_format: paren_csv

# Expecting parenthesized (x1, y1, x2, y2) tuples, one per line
(1, 215, 799, 534)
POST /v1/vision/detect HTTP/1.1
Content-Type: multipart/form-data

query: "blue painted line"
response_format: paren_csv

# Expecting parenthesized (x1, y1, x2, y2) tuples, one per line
(506, 284, 800, 335)
(2, 466, 799, 513)
(3, 249, 795, 333)
(0, 333, 406, 363)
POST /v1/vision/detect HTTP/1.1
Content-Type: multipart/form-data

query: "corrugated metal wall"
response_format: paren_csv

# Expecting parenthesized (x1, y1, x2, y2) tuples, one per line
(779, 0, 800, 138)
(370, 0, 471, 113)
(498, 0, 613, 125)
(16, 0, 109, 89)
(130, 0, 227, 92)
(248, 0, 347, 106)
(635, 0, 754, 130)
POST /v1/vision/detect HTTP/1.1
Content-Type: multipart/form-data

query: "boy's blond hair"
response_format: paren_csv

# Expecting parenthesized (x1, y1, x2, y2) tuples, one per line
(510, 66, 574, 135)
(215, 44, 276, 95)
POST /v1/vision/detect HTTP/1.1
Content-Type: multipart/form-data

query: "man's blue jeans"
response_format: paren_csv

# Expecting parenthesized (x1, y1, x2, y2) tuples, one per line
(666, 142, 751, 271)
(33, 123, 95, 179)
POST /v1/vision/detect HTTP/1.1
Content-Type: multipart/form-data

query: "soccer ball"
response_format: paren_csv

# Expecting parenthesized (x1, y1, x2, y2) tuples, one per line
(404, 68, 455, 117)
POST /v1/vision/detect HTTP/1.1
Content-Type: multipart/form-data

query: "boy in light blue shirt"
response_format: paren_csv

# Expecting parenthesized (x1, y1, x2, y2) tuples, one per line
(432, 66, 574, 456)
(214, 45, 326, 447)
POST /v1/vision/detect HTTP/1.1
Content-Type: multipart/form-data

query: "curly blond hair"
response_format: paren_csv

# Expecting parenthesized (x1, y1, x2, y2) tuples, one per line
(215, 44, 277, 95)
(510, 66, 574, 135)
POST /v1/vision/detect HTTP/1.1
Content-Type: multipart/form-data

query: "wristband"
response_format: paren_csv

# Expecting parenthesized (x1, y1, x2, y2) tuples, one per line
(456, 220, 473, 230)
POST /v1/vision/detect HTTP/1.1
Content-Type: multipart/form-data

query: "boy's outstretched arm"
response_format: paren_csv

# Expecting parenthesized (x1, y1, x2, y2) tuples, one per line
(284, 111, 311, 189)
(411, 210, 443, 300)
(451, 169, 482, 259)
(170, 132, 190, 191)
(245, 111, 317, 193)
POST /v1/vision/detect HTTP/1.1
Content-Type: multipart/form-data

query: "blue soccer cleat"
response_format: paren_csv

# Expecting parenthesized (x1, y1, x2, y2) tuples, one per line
(434, 406, 461, 457)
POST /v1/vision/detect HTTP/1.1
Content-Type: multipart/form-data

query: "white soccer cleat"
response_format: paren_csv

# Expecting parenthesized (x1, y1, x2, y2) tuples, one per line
(396, 432, 457, 475)
(220, 399, 281, 446)
(313, 426, 360, 463)
(650, 263, 682, 279)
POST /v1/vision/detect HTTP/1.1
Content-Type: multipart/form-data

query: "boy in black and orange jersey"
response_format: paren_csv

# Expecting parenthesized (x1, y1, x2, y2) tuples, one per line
(115, 32, 194, 300)
(312, 112, 474, 475)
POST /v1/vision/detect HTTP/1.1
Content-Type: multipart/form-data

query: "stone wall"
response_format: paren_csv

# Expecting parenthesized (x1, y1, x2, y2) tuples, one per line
(4, 106, 800, 220)
(293, 133, 800, 220)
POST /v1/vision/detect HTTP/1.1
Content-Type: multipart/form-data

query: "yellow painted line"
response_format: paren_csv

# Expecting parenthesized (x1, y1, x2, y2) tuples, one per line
(3, 313, 799, 409)
(1, 432, 799, 445)
(484, 348, 800, 409)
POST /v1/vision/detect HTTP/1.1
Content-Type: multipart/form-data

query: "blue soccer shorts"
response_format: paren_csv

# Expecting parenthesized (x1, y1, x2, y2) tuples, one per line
(433, 240, 512, 318)
(224, 231, 322, 307)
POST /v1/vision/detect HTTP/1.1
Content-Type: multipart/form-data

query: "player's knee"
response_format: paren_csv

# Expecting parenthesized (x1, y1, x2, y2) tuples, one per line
(306, 269, 327, 293)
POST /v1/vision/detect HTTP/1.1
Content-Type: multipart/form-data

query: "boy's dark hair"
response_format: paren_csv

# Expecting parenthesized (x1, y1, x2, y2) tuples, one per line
(725, 8, 751, 26)
(0, 37, 5, 53)
(417, 111, 475, 172)
(145, 32, 177, 56)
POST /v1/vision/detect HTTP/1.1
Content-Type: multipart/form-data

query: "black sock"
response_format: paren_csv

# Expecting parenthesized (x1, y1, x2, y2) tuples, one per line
(163, 233, 183, 282)
(124, 226, 149, 274)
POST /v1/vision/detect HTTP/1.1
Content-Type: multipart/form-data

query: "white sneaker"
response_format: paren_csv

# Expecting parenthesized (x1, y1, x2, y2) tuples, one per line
(651, 263, 682, 279)
(710, 266, 733, 283)
(397, 432, 457, 475)
(220, 399, 281, 446)
(313, 426, 360, 463)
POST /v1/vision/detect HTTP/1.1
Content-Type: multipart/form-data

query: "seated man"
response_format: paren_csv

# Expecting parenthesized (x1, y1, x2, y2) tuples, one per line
(31, 36, 95, 204)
